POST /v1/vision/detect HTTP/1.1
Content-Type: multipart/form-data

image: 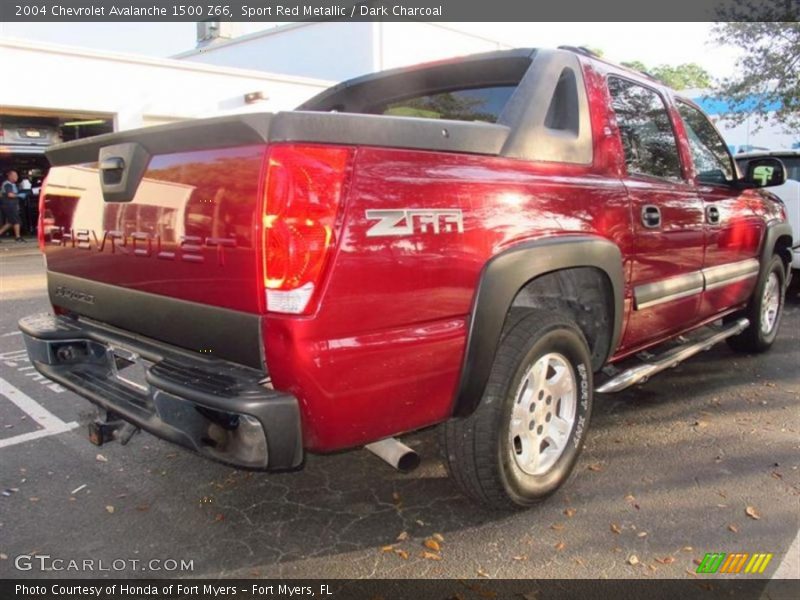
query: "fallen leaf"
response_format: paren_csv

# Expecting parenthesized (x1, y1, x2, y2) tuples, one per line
(415, 519, 425, 526)
(476, 568, 489, 578)
(637, 531, 648, 538)
(610, 523, 622, 534)
(135, 504, 149, 512)
(771, 471, 783, 480)
(512, 555, 527, 561)
(728, 524, 739, 533)
(105, 505, 115, 514)
(624, 494, 636, 503)
(655, 556, 675, 565)
(745, 506, 761, 520)
(550, 523, 565, 531)
(214, 513, 224, 522)
(394, 549, 409, 560)
(693, 558, 703, 566)
(587, 463, 604, 472)
(424, 539, 441, 552)
(380, 545, 394, 553)
(564, 508, 577, 518)
(96, 454, 108, 463)
(396, 531, 409, 542)
(554, 542, 566, 552)
(627, 555, 640, 566)
(421, 551, 442, 561)
(520, 593, 538, 600)
(432, 532, 445, 543)
(29, 497, 39, 503)
(682, 546, 693, 552)
(574, 557, 585, 567)
(0, 553, 7, 560)
(648, 564, 657, 572)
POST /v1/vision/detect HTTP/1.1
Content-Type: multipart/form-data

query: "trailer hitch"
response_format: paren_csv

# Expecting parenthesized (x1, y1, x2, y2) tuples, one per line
(87, 410, 140, 446)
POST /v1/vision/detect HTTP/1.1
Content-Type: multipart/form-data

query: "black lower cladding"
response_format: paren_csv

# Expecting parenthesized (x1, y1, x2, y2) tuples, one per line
(47, 271, 264, 369)
(18, 313, 303, 470)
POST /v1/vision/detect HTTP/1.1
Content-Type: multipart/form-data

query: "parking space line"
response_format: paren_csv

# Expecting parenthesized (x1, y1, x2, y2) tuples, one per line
(771, 527, 800, 579)
(0, 377, 78, 449)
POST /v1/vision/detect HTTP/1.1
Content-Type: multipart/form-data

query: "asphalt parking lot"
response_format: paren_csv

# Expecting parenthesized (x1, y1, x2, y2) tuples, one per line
(1, 242, 798, 581)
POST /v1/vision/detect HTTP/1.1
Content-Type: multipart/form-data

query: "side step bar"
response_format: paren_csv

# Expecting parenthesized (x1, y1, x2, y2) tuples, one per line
(596, 318, 750, 394)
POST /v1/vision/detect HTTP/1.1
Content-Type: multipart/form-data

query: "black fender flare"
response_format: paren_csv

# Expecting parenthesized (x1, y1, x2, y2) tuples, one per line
(759, 220, 793, 275)
(453, 236, 625, 417)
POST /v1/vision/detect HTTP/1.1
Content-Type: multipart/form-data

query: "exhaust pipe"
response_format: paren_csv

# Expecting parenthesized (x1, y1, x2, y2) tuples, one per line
(365, 438, 420, 472)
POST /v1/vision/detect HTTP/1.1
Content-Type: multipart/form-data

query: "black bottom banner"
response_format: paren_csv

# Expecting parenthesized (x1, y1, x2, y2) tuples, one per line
(2, 578, 799, 600)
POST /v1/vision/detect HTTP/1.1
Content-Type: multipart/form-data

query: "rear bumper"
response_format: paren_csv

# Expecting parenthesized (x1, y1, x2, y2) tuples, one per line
(19, 313, 303, 471)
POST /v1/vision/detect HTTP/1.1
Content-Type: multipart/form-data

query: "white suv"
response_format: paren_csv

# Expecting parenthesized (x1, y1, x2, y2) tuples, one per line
(736, 150, 800, 273)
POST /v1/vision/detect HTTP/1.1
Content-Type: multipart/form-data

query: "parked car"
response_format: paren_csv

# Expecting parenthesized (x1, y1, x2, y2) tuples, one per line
(0, 117, 61, 153)
(736, 150, 799, 274)
(20, 48, 791, 509)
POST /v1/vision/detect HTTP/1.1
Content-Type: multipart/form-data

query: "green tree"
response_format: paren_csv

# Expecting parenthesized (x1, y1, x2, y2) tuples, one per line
(621, 61, 711, 90)
(651, 64, 711, 90)
(712, 21, 800, 132)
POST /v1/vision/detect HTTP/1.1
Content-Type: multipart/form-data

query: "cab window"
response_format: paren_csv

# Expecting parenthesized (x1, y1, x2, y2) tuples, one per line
(608, 77, 682, 181)
(677, 101, 735, 184)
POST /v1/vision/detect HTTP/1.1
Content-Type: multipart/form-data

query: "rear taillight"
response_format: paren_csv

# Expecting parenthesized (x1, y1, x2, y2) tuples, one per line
(262, 144, 352, 314)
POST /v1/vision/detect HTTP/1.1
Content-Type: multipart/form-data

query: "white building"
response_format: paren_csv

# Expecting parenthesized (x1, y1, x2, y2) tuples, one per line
(175, 22, 512, 81)
(1, 36, 332, 131)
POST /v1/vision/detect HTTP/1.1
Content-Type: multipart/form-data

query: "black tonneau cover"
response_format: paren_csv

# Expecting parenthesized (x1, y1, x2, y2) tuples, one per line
(46, 111, 511, 167)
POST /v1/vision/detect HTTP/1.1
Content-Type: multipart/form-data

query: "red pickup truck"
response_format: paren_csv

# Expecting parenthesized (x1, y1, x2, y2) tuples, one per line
(21, 48, 792, 509)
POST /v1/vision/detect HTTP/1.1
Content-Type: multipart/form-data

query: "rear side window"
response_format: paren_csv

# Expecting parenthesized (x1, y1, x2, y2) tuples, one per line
(608, 77, 682, 181)
(370, 86, 517, 123)
(677, 101, 734, 184)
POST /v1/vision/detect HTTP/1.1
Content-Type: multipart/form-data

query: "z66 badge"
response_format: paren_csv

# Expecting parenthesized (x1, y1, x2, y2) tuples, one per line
(365, 209, 464, 237)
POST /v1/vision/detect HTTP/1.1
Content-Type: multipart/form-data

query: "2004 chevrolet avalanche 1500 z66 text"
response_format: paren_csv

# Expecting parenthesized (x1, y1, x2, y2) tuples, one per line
(20, 48, 792, 509)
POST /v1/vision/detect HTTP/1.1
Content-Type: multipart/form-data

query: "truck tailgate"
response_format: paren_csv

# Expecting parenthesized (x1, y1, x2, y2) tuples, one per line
(42, 117, 271, 368)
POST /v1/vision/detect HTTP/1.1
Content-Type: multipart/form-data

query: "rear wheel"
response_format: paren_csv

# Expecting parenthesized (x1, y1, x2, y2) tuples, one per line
(726, 255, 786, 353)
(440, 309, 593, 510)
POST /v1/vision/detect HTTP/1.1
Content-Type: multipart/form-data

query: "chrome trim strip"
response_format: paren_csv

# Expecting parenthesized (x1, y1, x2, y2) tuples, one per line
(634, 272, 704, 310)
(703, 258, 759, 291)
(634, 258, 760, 310)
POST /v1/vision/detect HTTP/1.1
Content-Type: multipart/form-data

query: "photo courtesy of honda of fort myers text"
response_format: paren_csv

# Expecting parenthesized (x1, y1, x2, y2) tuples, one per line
(0, 0, 799, 599)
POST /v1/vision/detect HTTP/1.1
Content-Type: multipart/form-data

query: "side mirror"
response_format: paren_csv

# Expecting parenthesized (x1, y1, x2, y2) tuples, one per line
(742, 157, 787, 188)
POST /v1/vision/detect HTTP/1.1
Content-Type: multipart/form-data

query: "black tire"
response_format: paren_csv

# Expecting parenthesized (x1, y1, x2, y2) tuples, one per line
(440, 309, 593, 510)
(726, 255, 786, 354)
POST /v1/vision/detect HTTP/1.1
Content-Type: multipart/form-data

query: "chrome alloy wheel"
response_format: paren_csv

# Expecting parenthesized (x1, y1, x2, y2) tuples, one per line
(760, 272, 781, 335)
(509, 352, 577, 476)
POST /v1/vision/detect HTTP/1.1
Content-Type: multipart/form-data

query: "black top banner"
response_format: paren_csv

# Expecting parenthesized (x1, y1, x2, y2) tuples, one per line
(1, 0, 798, 22)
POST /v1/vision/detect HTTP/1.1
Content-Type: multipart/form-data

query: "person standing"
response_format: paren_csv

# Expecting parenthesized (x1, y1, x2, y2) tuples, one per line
(0, 170, 26, 243)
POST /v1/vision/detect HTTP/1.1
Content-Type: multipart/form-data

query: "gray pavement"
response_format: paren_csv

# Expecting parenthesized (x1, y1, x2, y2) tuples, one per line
(0, 244, 798, 580)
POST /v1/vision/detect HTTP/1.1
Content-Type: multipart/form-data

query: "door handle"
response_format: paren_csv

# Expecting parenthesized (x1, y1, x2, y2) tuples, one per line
(706, 205, 721, 224)
(641, 205, 661, 228)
